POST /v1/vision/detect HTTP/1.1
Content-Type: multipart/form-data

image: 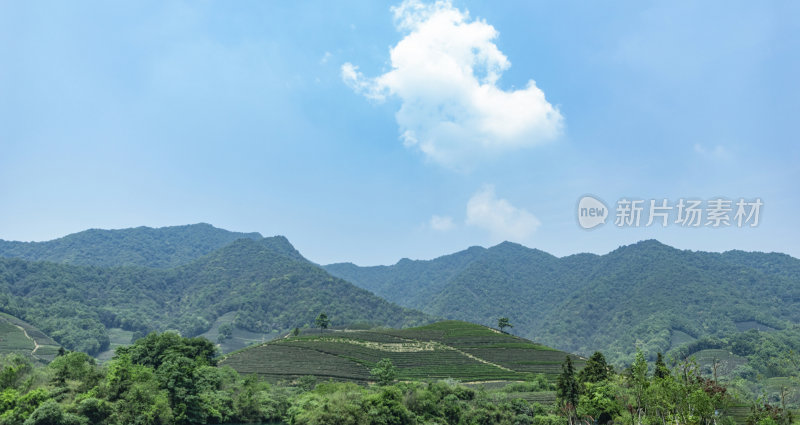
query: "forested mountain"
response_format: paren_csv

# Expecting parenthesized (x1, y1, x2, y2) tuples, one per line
(0, 223, 262, 268)
(325, 240, 800, 365)
(324, 245, 488, 308)
(0, 236, 429, 354)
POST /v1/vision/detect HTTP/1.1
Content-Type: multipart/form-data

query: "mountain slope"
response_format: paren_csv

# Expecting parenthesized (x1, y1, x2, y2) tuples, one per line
(325, 240, 800, 365)
(538, 241, 800, 363)
(222, 320, 584, 383)
(324, 245, 487, 308)
(0, 236, 430, 355)
(0, 223, 262, 268)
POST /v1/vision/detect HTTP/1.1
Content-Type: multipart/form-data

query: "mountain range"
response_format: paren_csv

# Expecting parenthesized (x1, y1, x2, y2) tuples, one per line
(0, 224, 428, 354)
(1, 223, 799, 371)
(325, 239, 800, 365)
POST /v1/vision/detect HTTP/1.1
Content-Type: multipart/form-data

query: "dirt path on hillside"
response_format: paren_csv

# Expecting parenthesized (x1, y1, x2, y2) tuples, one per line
(448, 345, 515, 372)
(14, 325, 41, 357)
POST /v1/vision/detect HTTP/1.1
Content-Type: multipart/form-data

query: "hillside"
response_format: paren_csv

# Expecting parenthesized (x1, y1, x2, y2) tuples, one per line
(0, 236, 430, 355)
(325, 246, 489, 309)
(221, 320, 584, 385)
(325, 240, 800, 366)
(0, 223, 262, 268)
(0, 312, 61, 363)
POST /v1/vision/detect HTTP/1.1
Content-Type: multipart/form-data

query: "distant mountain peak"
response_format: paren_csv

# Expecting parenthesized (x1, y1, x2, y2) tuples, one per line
(609, 239, 676, 255)
(0, 223, 263, 268)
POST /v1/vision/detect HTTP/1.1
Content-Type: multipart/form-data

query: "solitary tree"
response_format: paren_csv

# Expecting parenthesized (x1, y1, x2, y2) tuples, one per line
(578, 351, 610, 383)
(629, 348, 649, 421)
(315, 313, 329, 331)
(370, 358, 397, 386)
(217, 323, 233, 343)
(557, 356, 580, 423)
(498, 317, 513, 333)
(292, 327, 300, 337)
(654, 352, 669, 379)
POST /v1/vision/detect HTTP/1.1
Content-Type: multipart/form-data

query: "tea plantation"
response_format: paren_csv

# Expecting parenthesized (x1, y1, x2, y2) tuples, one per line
(221, 320, 584, 383)
(0, 312, 61, 362)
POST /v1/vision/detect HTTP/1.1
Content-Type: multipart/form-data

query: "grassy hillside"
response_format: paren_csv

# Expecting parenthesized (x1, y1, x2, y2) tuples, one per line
(221, 320, 584, 384)
(0, 237, 430, 355)
(0, 223, 262, 268)
(0, 312, 60, 362)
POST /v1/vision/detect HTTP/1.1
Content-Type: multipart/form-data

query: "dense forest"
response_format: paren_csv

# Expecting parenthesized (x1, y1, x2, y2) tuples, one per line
(0, 225, 798, 419)
(0, 224, 262, 269)
(1, 332, 792, 425)
(0, 236, 428, 354)
(325, 240, 800, 365)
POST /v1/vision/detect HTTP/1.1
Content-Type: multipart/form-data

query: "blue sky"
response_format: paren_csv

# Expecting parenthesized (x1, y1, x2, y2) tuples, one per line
(1, 1, 798, 265)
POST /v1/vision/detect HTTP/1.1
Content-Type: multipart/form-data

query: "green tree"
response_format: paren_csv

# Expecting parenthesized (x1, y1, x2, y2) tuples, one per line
(578, 351, 610, 384)
(498, 317, 512, 333)
(292, 327, 300, 337)
(22, 399, 83, 425)
(628, 348, 649, 425)
(557, 356, 580, 423)
(0, 354, 33, 390)
(370, 358, 397, 386)
(116, 332, 217, 370)
(363, 386, 415, 424)
(578, 381, 622, 424)
(48, 351, 101, 391)
(75, 397, 112, 425)
(654, 352, 669, 379)
(314, 313, 329, 331)
(217, 323, 233, 343)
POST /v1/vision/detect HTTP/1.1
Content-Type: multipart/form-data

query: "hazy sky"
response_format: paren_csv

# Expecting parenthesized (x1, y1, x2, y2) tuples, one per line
(1, 1, 798, 265)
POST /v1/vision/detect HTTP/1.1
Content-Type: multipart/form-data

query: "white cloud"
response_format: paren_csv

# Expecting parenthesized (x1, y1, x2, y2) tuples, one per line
(342, 0, 563, 168)
(694, 143, 732, 160)
(320, 51, 332, 65)
(466, 185, 540, 243)
(429, 214, 455, 231)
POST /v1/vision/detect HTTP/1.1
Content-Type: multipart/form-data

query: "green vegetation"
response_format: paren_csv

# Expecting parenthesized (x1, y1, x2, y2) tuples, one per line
(94, 329, 135, 364)
(0, 322, 33, 355)
(668, 328, 800, 408)
(0, 223, 263, 268)
(0, 237, 428, 355)
(2, 225, 800, 415)
(326, 240, 800, 407)
(0, 331, 779, 425)
(498, 317, 512, 333)
(370, 358, 397, 386)
(556, 356, 578, 417)
(325, 240, 800, 366)
(0, 313, 60, 363)
(314, 313, 329, 331)
(222, 321, 585, 383)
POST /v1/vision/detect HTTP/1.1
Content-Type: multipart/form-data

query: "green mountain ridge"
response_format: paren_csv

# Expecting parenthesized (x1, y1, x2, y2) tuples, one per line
(0, 223, 262, 268)
(0, 234, 429, 355)
(2, 222, 798, 395)
(324, 239, 800, 366)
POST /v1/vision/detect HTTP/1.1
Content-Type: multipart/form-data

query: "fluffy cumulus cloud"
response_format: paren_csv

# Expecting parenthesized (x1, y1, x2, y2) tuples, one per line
(342, 0, 563, 168)
(466, 185, 540, 242)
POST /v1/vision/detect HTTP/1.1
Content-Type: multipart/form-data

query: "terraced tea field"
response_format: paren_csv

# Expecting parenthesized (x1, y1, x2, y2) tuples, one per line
(0, 313, 61, 362)
(689, 349, 748, 378)
(199, 311, 278, 354)
(96, 328, 135, 363)
(221, 321, 584, 384)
